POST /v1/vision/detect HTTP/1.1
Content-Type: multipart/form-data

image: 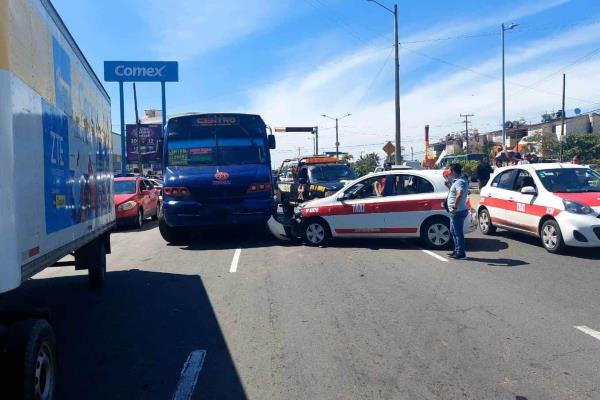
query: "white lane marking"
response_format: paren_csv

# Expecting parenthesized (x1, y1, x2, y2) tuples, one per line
(574, 325, 600, 342)
(172, 350, 206, 400)
(229, 248, 241, 273)
(421, 249, 449, 263)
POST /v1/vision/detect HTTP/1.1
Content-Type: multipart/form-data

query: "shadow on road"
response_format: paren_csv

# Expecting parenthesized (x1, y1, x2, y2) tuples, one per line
(465, 256, 529, 267)
(0, 270, 246, 400)
(494, 231, 600, 260)
(115, 219, 159, 233)
(464, 237, 509, 252)
(173, 224, 281, 251)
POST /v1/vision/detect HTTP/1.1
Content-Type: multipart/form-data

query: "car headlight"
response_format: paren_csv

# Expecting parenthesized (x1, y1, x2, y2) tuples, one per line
(118, 201, 137, 211)
(563, 199, 593, 215)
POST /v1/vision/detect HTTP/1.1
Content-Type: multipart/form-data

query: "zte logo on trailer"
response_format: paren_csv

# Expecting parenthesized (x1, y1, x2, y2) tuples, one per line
(104, 61, 179, 82)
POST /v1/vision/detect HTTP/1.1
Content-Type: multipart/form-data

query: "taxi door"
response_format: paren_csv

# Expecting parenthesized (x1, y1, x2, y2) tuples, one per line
(382, 174, 437, 236)
(482, 169, 516, 225)
(503, 169, 540, 233)
(330, 175, 386, 236)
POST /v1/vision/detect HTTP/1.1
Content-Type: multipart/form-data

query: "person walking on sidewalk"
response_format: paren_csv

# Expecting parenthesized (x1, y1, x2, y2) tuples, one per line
(447, 163, 469, 259)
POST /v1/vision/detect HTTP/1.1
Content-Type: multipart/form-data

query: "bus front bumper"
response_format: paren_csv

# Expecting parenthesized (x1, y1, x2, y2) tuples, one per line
(162, 199, 273, 227)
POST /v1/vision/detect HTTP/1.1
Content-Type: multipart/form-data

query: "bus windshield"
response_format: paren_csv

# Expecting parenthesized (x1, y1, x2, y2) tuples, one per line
(536, 168, 600, 193)
(166, 116, 267, 166)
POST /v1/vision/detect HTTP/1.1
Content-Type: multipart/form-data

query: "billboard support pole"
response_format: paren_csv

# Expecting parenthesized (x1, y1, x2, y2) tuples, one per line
(119, 81, 126, 174)
(161, 80, 167, 136)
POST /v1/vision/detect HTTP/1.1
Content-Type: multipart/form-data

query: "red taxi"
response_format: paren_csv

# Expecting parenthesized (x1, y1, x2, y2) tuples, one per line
(113, 177, 159, 228)
(292, 170, 476, 248)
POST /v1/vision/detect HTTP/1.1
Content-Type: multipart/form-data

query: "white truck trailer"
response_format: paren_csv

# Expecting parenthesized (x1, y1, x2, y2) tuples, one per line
(0, 0, 115, 398)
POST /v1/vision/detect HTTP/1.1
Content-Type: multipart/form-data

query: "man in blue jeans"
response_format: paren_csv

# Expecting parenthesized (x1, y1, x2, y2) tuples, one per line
(446, 163, 469, 259)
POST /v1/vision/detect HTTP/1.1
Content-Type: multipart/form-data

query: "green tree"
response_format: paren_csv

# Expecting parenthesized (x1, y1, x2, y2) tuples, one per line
(524, 133, 560, 159)
(341, 153, 354, 163)
(562, 133, 600, 164)
(352, 152, 380, 177)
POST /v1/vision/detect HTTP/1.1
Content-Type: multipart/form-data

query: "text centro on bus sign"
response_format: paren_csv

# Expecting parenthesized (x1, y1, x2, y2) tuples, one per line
(104, 61, 178, 82)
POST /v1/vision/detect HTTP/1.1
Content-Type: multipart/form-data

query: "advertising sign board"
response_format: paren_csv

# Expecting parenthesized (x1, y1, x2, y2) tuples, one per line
(126, 124, 163, 162)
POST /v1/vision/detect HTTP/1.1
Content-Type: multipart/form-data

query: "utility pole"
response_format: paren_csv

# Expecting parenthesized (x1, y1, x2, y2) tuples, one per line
(313, 126, 319, 155)
(501, 23, 518, 151)
(322, 113, 351, 158)
(560, 73, 566, 162)
(460, 113, 474, 154)
(410, 146, 413, 161)
(132, 82, 142, 175)
(297, 147, 302, 157)
(367, 0, 401, 164)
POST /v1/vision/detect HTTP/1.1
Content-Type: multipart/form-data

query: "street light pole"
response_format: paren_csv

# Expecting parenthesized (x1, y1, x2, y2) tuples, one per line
(501, 22, 518, 151)
(367, 0, 401, 164)
(393, 4, 401, 164)
(322, 113, 351, 158)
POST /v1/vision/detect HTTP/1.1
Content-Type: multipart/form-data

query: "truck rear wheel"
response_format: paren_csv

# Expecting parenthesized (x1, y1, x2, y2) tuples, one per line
(9, 319, 57, 400)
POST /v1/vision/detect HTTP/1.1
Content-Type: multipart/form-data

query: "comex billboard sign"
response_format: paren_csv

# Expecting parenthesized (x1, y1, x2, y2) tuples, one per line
(104, 61, 179, 174)
(104, 61, 178, 82)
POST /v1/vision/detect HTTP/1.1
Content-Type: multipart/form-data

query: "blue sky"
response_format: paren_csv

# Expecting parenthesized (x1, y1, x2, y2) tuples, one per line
(53, 0, 600, 165)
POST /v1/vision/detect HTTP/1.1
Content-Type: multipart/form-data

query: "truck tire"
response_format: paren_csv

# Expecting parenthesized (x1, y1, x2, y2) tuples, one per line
(159, 218, 183, 244)
(9, 319, 57, 400)
(88, 241, 106, 289)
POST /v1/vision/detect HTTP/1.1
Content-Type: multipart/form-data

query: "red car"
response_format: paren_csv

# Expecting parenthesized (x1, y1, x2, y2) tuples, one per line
(114, 177, 159, 228)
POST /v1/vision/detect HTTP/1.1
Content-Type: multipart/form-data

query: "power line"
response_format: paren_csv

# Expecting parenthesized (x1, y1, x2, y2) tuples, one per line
(399, 44, 598, 105)
(357, 46, 394, 104)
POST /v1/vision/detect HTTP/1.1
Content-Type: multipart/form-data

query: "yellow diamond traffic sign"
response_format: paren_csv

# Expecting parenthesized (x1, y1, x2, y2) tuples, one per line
(382, 141, 395, 156)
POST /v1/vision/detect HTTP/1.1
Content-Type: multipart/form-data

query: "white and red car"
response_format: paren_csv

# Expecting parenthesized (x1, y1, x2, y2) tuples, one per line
(478, 163, 600, 253)
(279, 170, 476, 248)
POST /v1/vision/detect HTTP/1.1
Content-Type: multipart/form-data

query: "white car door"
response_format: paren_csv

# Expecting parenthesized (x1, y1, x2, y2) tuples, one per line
(382, 173, 438, 236)
(504, 168, 542, 234)
(329, 175, 386, 237)
(481, 169, 516, 225)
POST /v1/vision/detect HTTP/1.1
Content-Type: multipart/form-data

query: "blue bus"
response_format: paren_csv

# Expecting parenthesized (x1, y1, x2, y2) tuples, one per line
(159, 113, 276, 242)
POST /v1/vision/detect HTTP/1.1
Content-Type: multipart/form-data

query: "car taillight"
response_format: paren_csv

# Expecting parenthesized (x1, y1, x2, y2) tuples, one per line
(164, 186, 190, 197)
(247, 182, 272, 193)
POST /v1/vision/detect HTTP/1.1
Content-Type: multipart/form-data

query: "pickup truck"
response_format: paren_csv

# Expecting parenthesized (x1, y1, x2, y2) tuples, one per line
(276, 156, 357, 216)
(1, 1, 114, 398)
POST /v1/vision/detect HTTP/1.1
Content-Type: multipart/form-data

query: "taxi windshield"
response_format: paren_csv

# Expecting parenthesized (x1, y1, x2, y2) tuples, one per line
(536, 168, 600, 193)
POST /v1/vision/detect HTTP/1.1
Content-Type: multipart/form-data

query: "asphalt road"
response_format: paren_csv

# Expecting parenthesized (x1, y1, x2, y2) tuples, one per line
(1, 220, 600, 399)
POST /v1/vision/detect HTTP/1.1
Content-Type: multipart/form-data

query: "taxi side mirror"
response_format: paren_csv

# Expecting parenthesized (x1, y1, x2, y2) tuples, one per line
(521, 186, 536, 195)
(268, 134, 276, 149)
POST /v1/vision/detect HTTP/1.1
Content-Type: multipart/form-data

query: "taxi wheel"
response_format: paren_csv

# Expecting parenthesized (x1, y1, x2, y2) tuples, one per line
(478, 208, 496, 235)
(302, 219, 331, 246)
(541, 219, 565, 253)
(421, 218, 452, 250)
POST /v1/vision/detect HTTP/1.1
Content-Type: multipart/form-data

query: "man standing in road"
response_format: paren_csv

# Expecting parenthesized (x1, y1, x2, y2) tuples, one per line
(476, 158, 493, 189)
(447, 163, 469, 259)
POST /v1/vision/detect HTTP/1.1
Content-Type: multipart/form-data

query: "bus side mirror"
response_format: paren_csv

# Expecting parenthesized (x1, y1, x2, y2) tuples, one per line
(268, 134, 276, 149)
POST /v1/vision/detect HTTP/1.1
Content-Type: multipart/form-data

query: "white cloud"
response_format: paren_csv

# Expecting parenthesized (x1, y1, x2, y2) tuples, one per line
(138, 0, 291, 60)
(246, 1, 600, 167)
